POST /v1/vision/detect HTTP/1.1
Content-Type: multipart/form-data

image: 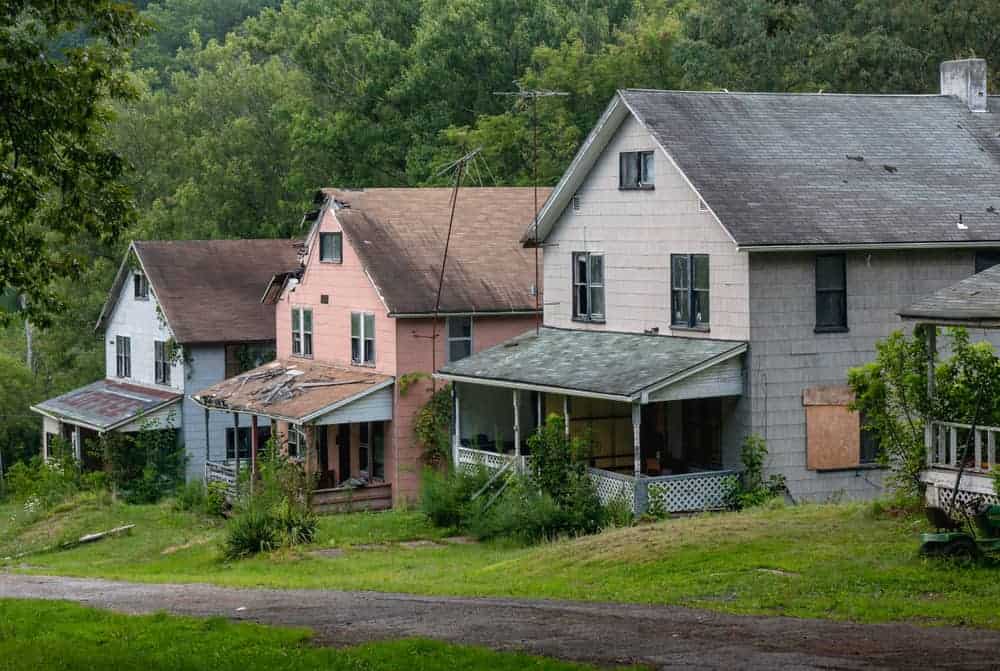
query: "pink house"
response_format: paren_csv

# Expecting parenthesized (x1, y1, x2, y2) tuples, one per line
(194, 187, 546, 508)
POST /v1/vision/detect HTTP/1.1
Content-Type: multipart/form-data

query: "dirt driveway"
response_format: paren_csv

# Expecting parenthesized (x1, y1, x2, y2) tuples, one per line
(2, 573, 998, 670)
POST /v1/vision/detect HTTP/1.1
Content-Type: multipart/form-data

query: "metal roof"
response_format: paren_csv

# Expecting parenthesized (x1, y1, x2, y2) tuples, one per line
(192, 359, 393, 424)
(31, 380, 181, 432)
(899, 265, 1000, 326)
(437, 327, 746, 400)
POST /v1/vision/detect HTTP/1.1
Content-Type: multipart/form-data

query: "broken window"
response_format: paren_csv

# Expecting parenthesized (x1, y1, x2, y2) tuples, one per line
(447, 316, 472, 362)
(154, 340, 170, 385)
(351, 312, 375, 365)
(815, 253, 847, 331)
(619, 151, 654, 189)
(671, 254, 710, 328)
(291, 307, 313, 357)
(115, 335, 131, 378)
(287, 424, 304, 458)
(133, 272, 149, 300)
(319, 232, 342, 263)
(572, 252, 604, 322)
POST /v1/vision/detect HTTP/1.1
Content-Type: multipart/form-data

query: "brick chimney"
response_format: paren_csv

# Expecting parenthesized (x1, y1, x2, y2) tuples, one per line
(940, 58, 988, 112)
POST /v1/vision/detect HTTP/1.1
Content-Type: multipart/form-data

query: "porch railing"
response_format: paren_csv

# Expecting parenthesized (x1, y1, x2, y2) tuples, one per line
(205, 460, 238, 499)
(926, 420, 1000, 474)
(457, 446, 530, 472)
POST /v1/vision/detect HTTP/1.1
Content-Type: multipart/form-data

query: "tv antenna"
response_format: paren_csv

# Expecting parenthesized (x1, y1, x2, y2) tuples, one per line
(494, 83, 568, 334)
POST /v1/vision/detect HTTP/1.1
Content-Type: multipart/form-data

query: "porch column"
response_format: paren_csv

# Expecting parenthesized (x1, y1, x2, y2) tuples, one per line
(250, 415, 259, 477)
(73, 425, 81, 462)
(304, 424, 317, 480)
(232, 413, 240, 493)
(632, 402, 642, 479)
(563, 395, 570, 438)
(203, 407, 211, 474)
(513, 390, 521, 460)
(452, 385, 461, 467)
(925, 326, 937, 467)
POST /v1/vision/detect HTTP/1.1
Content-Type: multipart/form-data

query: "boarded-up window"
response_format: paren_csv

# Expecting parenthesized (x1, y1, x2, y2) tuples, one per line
(804, 385, 863, 470)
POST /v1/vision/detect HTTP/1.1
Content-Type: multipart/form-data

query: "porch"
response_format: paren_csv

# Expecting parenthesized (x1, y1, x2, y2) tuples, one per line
(438, 327, 748, 515)
(921, 420, 1000, 507)
(193, 359, 394, 511)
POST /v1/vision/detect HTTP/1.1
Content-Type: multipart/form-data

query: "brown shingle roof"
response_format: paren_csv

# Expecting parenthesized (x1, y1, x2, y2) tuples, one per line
(321, 187, 549, 315)
(133, 240, 301, 344)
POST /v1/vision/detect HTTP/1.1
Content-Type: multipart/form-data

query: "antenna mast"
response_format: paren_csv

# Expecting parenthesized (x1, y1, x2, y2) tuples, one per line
(494, 84, 567, 335)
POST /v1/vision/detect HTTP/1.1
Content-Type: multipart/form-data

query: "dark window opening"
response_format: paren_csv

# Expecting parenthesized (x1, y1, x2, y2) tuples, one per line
(154, 340, 170, 385)
(226, 426, 252, 461)
(115, 335, 131, 378)
(619, 151, 654, 189)
(975, 250, 1000, 274)
(671, 254, 710, 328)
(133, 272, 149, 299)
(860, 415, 881, 465)
(447, 316, 472, 362)
(319, 232, 343, 263)
(572, 252, 604, 322)
(815, 253, 847, 331)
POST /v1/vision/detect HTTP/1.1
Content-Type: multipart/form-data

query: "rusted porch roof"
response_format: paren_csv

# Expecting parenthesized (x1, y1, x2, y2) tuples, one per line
(191, 359, 393, 424)
(31, 380, 182, 432)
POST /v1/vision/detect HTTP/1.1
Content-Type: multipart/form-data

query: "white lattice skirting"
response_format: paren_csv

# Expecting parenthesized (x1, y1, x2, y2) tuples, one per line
(645, 470, 737, 513)
(589, 468, 636, 512)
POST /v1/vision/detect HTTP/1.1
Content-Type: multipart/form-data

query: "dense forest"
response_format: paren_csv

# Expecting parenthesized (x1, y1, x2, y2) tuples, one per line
(2, 0, 1000, 470)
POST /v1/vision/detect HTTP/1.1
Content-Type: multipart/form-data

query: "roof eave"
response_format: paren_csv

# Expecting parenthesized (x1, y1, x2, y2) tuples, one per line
(741, 240, 1000, 252)
(433, 372, 634, 402)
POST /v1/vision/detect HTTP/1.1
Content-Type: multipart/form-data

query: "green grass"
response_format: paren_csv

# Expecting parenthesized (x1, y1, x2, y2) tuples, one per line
(3, 494, 999, 628)
(0, 598, 611, 671)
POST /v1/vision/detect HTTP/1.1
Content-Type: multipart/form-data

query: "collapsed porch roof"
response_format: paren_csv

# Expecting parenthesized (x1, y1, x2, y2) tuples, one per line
(191, 358, 394, 424)
(899, 264, 1000, 327)
(436, 327, 747, 402)
(31, 379, 182, 433)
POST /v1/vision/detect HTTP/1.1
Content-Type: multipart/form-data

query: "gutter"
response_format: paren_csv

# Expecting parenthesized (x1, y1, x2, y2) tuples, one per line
(740, 241, 1000, 252)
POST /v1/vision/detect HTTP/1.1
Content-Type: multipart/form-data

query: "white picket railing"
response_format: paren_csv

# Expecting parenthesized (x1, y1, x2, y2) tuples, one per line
(926, 420, 1000, 474)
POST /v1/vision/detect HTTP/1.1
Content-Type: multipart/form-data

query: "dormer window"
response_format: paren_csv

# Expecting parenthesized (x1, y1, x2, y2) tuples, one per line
(133, 272, 149, 300)
(619, 151, 654, 190)
(319, 232, 342, 263)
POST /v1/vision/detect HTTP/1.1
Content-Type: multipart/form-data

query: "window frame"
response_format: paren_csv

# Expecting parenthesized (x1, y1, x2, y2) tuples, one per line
(133, 272, 149, 300)
(319, 231, 343, 264)
(115, 335, 131, 378)
(859, 415, 881, 465)
(287, 424, 305, 459)
(291, 307, 314, 358)
(351, 311, 376, 365)
(571, 251, 605, 323)
(815, 253, 848, 333)
(446, 316, 473, 363)
(670, 254, 710, 330)
(154, 340, 171, 386)
(226, 426, 252, 461)
(618, 150, 655, 190)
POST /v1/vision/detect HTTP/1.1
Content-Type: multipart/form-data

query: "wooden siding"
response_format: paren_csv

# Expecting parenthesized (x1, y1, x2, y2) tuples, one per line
(312, 385, 394, 425)
(647, 355, 744, 402)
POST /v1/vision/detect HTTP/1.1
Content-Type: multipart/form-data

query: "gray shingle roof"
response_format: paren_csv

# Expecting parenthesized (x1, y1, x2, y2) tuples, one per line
(899, 265, 1000, 324)
(437, 327, 746, 399)
(32, 379, 181, 431)
(620, 91, 1000, 247)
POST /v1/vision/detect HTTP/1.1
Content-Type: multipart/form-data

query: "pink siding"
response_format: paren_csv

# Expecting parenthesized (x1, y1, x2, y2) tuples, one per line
(275, 208, 396, 374)
(392, 315, 537, 502)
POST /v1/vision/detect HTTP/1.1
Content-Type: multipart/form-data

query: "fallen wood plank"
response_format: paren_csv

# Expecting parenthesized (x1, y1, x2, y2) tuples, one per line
(74, 524, 135, 546)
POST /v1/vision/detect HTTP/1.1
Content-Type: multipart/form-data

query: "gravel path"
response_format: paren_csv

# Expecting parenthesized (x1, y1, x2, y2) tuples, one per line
(2, 573, 998, 670)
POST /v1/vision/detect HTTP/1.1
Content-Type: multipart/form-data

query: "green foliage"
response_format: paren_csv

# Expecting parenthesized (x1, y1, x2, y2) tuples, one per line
(97, 416, 185, 504)
(223, 509, 279, 560)
(205, 481, 229, 517)
(413, 383, 453, 466)
(419, 465, 490, 529)
(172, 480, 206, 512)
(3, 456, 80, 507)
(723, 435, 786, 510)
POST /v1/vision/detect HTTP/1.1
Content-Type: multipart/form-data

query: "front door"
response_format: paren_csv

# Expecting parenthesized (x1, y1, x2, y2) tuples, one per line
(337, 424, 351, 484)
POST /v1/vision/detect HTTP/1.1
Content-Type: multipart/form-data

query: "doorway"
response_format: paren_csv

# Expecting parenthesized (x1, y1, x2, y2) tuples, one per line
(337, 424, 351, 485)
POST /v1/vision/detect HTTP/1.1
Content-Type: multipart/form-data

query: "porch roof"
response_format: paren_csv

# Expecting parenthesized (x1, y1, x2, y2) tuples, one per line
(899, 264, 1000, 327)
(30, 379, 182, 433)
(191, 359, 393, 424)
(436, 327, 747, 401)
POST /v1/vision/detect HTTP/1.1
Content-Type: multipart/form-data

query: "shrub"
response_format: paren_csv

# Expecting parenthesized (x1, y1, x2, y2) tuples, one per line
(724, 435, 786, 510)
(99, 417, 186, 504)
(223, 509, 278, 560)
(4, 456, 79, 506)
(172, 480, 206, 512)
(205, 481, 229, 517)
(420, 465, 491, 528)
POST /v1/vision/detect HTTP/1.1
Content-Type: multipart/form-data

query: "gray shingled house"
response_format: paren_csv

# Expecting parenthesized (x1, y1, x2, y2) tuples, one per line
(437, 58, 1000, 510)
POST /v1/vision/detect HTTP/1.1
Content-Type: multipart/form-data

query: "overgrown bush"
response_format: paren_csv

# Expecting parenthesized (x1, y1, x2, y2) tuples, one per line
(172, 480, 206, 512)
(4, 455, 79, 507)
(420, 464, 490, 528)
(206, 481, 229, 517)
(222, 438, 317, 560)
(412, 380, 453, 466)
(98, 416, 185, 504)
(723, 435, 786, 510)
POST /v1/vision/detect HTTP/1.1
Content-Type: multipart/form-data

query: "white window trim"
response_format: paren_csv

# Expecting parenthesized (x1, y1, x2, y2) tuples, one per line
(446, 316, 473, 363)
(291, 307, 313, 358)
(154, 340, 170, 385)
(319, 231, 343, 264)
(287, 424, 305, 459)
(572, 251, 605, 322)
(351, 311, 376, 366)
(115, 335, 131, 378)
(133, 272, 149, 300)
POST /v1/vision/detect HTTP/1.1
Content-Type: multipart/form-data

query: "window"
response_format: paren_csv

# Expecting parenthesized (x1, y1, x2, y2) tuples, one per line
(226, 427, 252, 461)
(619, 150, 654, 189)
(351, 312, 375, 365)
(815, 253, 847, 331)
(859, 418, 881, 465)
(975, 250, 1000, 273)
(804, 386, 881, 470)
(287, 425, 305, 458)
(154, 340, 171, 385)
(572, 252, 605, 322)
(671, 254, 710, 328)
(319, 232, 342, 263)
(446, 316, 472, 362)
(115, 335, 131, 378)
(133, 272, 149, 300)
(291, 307, 313, 357)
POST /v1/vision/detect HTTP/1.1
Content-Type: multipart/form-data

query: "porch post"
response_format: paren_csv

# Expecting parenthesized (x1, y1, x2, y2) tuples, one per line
(304, 424, 317, 483)
(925, 326, 937, 467)
(563, 395, 570, 438)
(232, 413, 240, 493)
(204, 407, 210, 474)
(73, 425, 81, 462)
(631, 402, 641, 479)
(452, 385, 461, 467)
(250, 414, 259, 478)
(513, 389, 521, 460)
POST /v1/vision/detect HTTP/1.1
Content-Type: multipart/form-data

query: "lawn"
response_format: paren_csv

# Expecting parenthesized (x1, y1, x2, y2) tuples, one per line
(3, 493, 999, 628)
(0, 598, 611, 671)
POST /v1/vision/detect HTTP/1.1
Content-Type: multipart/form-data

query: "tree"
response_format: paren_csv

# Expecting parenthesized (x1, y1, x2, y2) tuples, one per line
(0, 0, 146, 327)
